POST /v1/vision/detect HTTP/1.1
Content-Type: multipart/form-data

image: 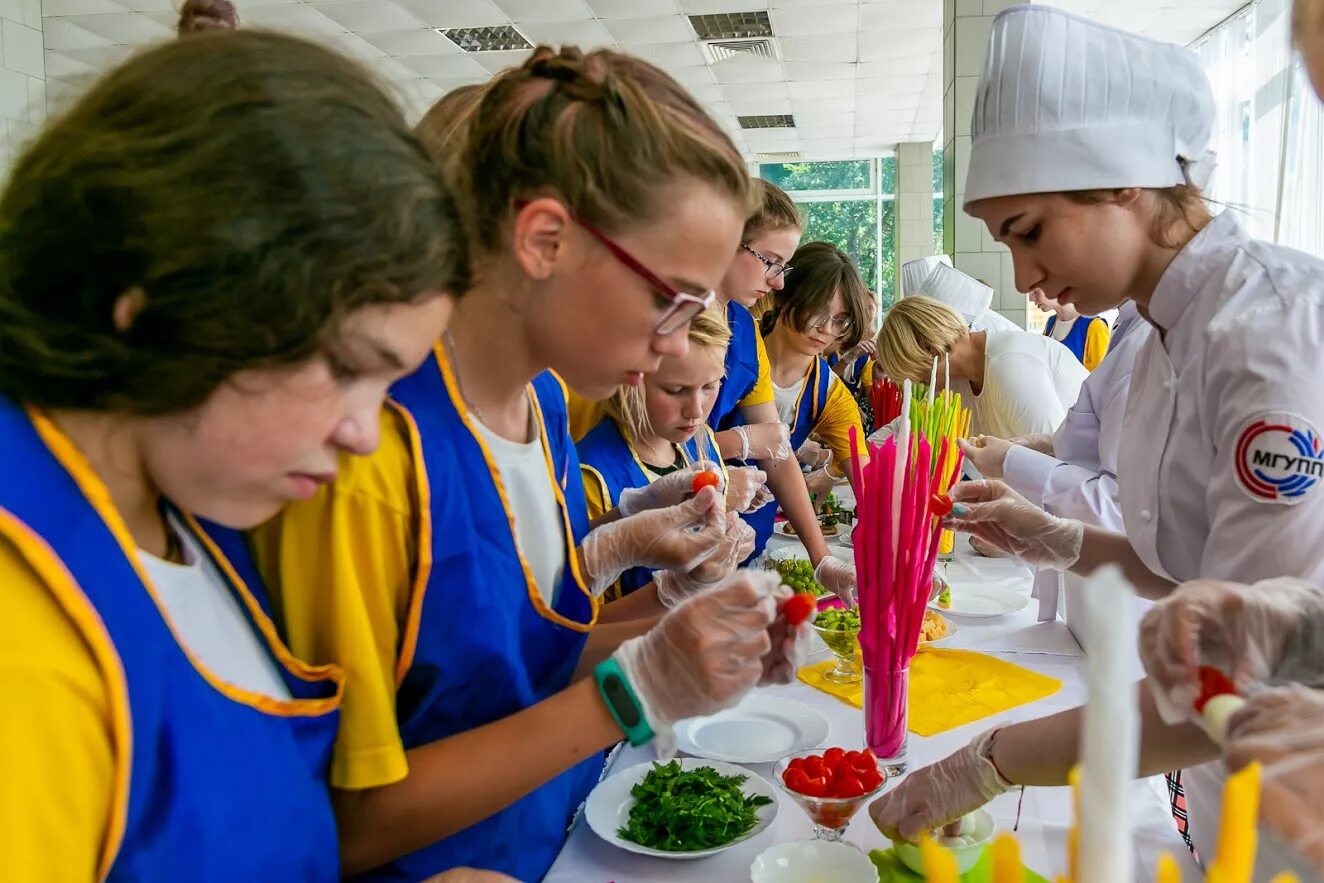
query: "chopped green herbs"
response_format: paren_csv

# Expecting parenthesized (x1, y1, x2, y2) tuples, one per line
(617, 761, 772, 852)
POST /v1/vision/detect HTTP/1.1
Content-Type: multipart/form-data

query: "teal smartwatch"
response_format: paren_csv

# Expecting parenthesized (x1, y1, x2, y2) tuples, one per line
(593, 657, 655, 747)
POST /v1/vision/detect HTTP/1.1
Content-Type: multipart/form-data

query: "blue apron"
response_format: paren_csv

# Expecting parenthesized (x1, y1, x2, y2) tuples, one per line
(0, 399, 341, 882)
(709, 301, 763, 432)
(1044, 315, 1095, 366)
(735, 358, 833, 558)
(367, 347, 602, 882)
(577, 419, 727, 600)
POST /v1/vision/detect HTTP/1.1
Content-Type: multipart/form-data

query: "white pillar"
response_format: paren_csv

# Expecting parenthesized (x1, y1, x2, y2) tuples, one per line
(893, 141, 936, 304)
(1, 0, 44, 182)
(942, 0, 1027, 329)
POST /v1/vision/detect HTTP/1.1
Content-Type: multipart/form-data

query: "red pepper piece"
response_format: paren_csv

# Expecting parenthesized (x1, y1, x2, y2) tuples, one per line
(1194, 666, 1237, 713)
(783, 592, 818, 626)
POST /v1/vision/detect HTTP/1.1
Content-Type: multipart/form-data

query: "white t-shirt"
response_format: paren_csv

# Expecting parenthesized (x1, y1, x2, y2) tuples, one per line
(774, 372, 842, 426)
(954, 332, 1088, 440)
(474, 413, 566, 606)
(139, 514, 291, 700)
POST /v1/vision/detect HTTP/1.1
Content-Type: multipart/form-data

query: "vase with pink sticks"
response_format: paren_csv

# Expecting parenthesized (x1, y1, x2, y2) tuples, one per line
(864, 666, 910, 776)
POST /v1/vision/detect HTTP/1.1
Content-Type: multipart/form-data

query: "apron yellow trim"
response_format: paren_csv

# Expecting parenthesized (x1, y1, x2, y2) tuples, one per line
(27, 407, 345, 717)
(0, 506, 132, 882)
(391, 400, 435, 686)
(434, 346, 597, 633)
(789, 359, 821, 429)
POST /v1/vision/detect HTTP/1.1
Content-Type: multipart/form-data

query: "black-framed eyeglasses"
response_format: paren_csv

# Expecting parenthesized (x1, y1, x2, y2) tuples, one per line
(514, 199, 715, 336)
(740, 243, 793, 281)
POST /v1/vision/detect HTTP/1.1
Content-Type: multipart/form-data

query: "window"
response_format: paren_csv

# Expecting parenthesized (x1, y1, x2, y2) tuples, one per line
(932, 149, 945, 257)
(756, 158, 897, 304)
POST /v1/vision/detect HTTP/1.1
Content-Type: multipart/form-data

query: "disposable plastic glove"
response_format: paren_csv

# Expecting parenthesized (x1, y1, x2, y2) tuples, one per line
(815, 556, 857, 606)
(1140, 578, 1324, 724)
(761, 579, 815, 686)
(617, 460, 722, 517)
(868, 416, 900, 446)
(1224, 684, 1324, 875)
(653, 515, 757, 609)
(733, 422, 793, 462)
(868, 729, 1013, 842)
(797, 439, 831, 470)
(1012, 433, 1055, 455)
(745, 482, 774, 513)
(946, 481, 1083, 571)
(837, 338, 877, 368)
(612, 571, 781, 753)
(957, 435, 1014, 481)
(724, 465, 769, 514)
(805, 466, 837, 501)
(581, 488, 724, 596)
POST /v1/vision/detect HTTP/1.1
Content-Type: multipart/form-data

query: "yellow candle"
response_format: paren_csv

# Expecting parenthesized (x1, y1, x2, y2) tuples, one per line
(1268, 874, 1301, 883)
(919, 836, 959, 883)
(1155, 852, 1182, 883)
(1067, 765, 1082, 880)
(939, 529, 955, 555)
(992, 834, 1021, 882)
(1216, 762, 1261, 883)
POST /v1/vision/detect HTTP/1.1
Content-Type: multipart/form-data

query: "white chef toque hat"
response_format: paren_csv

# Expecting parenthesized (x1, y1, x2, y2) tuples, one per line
(900, 254, 954, 299)
(964, 5, 1217, 208)
(914, 263, 994, 326)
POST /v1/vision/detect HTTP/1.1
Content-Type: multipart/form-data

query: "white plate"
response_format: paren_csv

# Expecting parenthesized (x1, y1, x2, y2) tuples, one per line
(929, 580, 1029, 618)
(675, 694, 830, 764)
(751, 839, 879, 883)
(584, 758, 778, 860)
(918, 614, 959, 647)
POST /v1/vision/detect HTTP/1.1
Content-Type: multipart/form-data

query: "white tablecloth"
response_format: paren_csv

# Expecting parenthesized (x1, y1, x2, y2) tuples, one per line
(545, 520, 1200, 883)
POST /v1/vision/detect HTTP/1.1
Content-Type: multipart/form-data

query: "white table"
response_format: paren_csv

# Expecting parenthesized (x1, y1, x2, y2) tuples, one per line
(545, 523, 1200, 883)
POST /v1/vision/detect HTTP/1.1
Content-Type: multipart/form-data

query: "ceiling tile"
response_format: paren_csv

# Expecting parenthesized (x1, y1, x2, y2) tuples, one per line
(311, 1, 424, 33)
(858, 54, 932, 78)
(621, 41, 706, 66)
(668, 64, 716, 86)
(42, 18, 111, 49)
(587, 0, 678, 17)
(517, 19, 612, 47)
(684, 82, 723, 102)
(372, 56, 425, 81)
(859, 0, 942, 31)
(115, 0, 172, 11)
(771, 0, 855, 6)
(41, 0, 125, 14)
(603, 14, 693, 43)
(788, 78, 854, 99)
(858, 27, 938, 61)
(791, 94, 853, 113)
(855, 74, 926, 94)
(59, 12, 170, 42)
(782, 60, 854, 80)
(241, 0, 304, 5)
(678, 0, 768, 11)
(859, 92, 923, 111)
(241, 3, 346, 34)
(361, 28, 460, 55)
(794, 111, 852, 129)
(494, 0, 594, 22)
(60, 42, 132, 65)
(710, 57, 785, 84)
(767, 3, 856, 36)
(322, 32, 386, 59)
(720, 80, 788, 102)
(472, 47, 535, 73)
(779, 33, 856, 62)
(396, 53, 488, 77)
(396, 0, 507, 28)
(729, 96, 792, 115)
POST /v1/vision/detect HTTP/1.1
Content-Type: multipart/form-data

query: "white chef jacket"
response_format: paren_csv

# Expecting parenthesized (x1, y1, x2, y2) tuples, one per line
(1004, 304, 1154, 644)
(1115, 211, 1324, 878)
(972, 309, 1023, 334)
(953, 332, 1088, 440)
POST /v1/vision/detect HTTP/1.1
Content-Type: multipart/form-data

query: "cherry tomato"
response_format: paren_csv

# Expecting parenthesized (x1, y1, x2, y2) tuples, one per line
(1195, 666, 1237, 712)
(859, 769, 884, 792)
(860, 748, 878, 765)
(833, 775, 866, 799)
(843, 750, 862, 767)
(691, 471, 722, 494)
(783, 767, 812, 793)
(783, 592, 818, 626)
(931, 494, 953, 517)
(822, 747, 845, 768)
(803, 755, 826, 779)
(788, 757, 807, 774)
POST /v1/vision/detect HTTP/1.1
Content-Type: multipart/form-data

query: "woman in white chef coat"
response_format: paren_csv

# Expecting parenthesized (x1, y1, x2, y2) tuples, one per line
(868, 6, 1324, 875)
(874, 267, 1088, 441)
(900, 255, 1023, 334)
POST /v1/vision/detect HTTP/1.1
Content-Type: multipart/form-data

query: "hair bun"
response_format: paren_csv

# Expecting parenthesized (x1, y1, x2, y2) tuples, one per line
(177, 0, 239, 35)
(525, 45, 608, 102)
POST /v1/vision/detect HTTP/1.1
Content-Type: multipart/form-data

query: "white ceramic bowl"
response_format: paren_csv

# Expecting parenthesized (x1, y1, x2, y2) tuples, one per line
(750, 840, 879, 883)
(891, 808, 994, 875)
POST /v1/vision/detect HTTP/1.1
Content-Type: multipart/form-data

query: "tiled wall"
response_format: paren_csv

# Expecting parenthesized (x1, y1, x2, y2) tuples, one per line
(0, 0, 43, 183)
(893, 140, 936, 291)
(941, 0, 1027, 330)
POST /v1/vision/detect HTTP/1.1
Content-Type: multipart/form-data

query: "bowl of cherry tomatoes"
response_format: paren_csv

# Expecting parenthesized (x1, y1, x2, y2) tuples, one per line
(773, 747, 888, 842)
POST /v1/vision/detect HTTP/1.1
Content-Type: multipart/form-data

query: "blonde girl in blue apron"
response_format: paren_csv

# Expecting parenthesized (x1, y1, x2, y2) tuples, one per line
(870, 8, 1324, 877)
(252, 49, 807, 883)
(579, 305, 772, 607)
(0, 30, 468, 882)
(753, 241, 871, 550)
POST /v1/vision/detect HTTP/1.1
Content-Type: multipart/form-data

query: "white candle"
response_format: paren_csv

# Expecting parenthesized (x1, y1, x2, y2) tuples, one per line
(944, 354, 951, 405)
(928, 355, 937, 407)
(1078, 565, 1138, 883)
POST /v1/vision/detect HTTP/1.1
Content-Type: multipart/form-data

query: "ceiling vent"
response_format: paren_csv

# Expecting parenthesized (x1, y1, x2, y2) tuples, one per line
(701, 38, 780, 65)
(438, 25, 532, 53)
(757, 151, 802, 162)
(688, 11, 773, 40)
(739, 115, 796, 129)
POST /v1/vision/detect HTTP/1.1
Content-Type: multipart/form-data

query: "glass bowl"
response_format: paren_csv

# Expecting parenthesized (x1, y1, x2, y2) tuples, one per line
(773, 750, 888, 842)
(811, 619, 861, 685)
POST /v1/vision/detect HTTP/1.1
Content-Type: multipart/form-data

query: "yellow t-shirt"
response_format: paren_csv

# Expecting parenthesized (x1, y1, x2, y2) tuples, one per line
(0, 539, 116, 883)
(743, 330, 775, 409)
(816, 377, 869, 476)
(1082, 318, 1112, 373)
(248, 406, 419, 791)
(567, 389, 608, 443)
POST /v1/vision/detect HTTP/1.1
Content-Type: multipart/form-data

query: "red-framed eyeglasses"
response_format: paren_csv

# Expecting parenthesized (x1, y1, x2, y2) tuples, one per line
(514, 199, 715, 336)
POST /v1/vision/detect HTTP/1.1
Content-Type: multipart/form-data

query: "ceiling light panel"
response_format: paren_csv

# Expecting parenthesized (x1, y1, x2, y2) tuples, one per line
(738, 113, 795, 128)
(439, 24, 532, 53)
(688, 10, 773, 39)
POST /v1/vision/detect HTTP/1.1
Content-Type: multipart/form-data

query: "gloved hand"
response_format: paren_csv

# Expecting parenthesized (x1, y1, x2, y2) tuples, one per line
(761, 580, 815, 686)
(957, 435, 1014, 481)
(1224, 684, 1324, 875)
(733, 422, 793, 462)
(617, 460, 722, 517)
(869, 729, 1013, 841)
(1140, 578, 1324, 724)
(1011, 433, 1055, 455)
(724, 465, 769, 514)
(797, 439, 831, 470)
(805, 466, 837, 501)
(868, 416, 900, 446)
(422, 870, 520, 883)
(837, 338, 877, 368)
(653, 515, 756, 609)
(581, 488, 725, 596)
(612, 571, 781, 752)
(815, 556, 857, 606)
(745, 482, 774, 513)
(946, 481, 1083, 571)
